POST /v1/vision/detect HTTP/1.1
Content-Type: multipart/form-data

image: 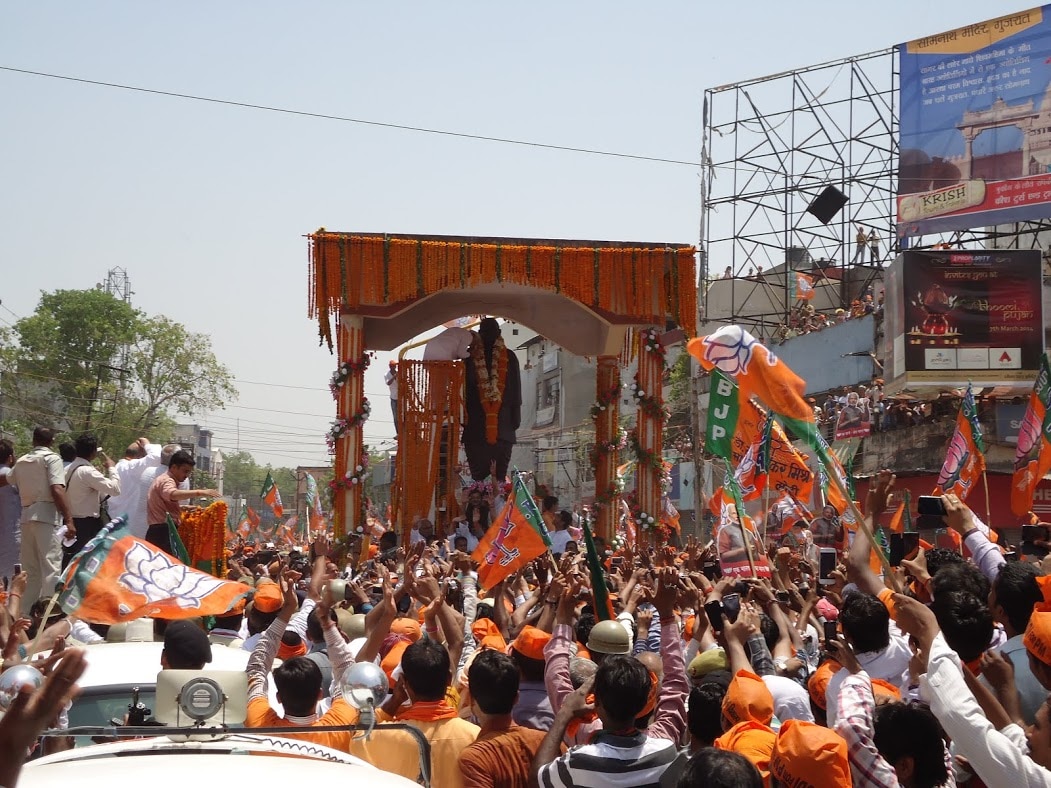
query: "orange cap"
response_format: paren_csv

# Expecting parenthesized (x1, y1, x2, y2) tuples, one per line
(391, 617, 422, 642)
(714, 720, 776, 780)
(381, 639, 410, 682)
(722, 669, 774, 726)
(770, 719, 851, 788)
(472, 618, 508, 652)
(1024, 610, 1051, 667)
(807, 660, 842, 710)
(1024, 577, 1051, 666)
(368, 544, 379, 558)
(870, 678, 902, 703)
(252, 581, 282, 614)
(511, 625, 552, 661)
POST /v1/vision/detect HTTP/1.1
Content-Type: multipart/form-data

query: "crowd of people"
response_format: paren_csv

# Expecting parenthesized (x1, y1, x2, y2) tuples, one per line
(5, 450, 1051, 787)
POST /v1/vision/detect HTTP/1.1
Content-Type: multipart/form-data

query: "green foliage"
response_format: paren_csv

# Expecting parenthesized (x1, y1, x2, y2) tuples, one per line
(0, 288, 236, 455)
(129, 316, 236, 429)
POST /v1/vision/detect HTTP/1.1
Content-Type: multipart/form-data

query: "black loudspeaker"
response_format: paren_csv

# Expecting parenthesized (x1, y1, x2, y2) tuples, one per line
(806, 186, 849, 225)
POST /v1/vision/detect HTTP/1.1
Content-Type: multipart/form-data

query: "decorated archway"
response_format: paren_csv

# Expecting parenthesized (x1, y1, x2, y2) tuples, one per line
(308, 230, 696, 543)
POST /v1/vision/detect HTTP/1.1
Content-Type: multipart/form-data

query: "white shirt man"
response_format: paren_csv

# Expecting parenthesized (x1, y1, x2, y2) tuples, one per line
(104, 439, 161, 525)
(128, 444, 183, 538)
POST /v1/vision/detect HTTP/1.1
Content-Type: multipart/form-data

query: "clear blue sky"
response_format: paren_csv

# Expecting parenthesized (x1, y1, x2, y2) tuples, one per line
(0, 1, 1011, 468)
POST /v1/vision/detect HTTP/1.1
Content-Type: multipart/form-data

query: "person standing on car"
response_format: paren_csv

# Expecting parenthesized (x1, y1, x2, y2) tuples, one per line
(0, 427, 75, 604)
(144, 450, 219, 555)
(64, 433, 120, 562)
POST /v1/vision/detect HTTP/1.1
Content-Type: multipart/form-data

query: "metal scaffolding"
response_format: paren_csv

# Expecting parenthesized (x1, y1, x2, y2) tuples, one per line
(699, 49, 899, 333)
(699, 48, 1051, 334)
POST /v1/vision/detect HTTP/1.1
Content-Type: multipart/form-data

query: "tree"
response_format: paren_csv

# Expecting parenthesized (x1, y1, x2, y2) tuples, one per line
(1, 289, 139, 438)
(129, 316, 236, 430)
(0, 288, 236, 454)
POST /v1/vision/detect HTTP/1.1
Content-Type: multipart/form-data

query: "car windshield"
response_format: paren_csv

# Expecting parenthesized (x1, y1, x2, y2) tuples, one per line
(66, 685, 157, 746)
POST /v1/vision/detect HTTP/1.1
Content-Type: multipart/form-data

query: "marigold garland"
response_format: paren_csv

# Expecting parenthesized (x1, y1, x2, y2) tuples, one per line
(624, 491, 670, 540)
(330, 354, 372, 397)
(330, 450, 370, 491)
(178, 499, 229, 578)
(639, 328, 667, 366)
(471, 336, 508, 445)
(326, 398, 370, 452)
(628, 378, 669, 421)
(308, 233, 696, 351)
(588, 384, 621, 421)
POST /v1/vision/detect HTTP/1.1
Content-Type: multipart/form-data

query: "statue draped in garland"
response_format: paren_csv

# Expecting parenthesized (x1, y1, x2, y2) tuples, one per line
(463, 318, 522, 482)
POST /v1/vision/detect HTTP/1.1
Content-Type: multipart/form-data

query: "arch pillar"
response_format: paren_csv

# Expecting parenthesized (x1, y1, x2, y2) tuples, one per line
(592, 356, 621, 542)
(334, 315, 366, 539)
(634, 328, 666, 544)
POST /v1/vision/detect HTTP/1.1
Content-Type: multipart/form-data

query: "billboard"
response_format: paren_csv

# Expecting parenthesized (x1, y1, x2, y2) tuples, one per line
(897, 7, 1051, 235)
(884, 249, 1044, 390)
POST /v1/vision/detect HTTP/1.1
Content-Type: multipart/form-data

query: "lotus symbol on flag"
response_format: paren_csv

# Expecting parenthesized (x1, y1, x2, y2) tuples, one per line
(1015, 408, 1042, 472)
(937, 430, 972, 493)
(736, 445, 759, 497)
(702, 326, 757, 377)
(119, 543, 225, 609)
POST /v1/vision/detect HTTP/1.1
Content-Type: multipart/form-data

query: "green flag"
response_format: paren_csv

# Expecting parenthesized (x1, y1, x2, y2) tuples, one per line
(581, 515, 614, 621)
(706, 369, 740, 459)
(165, 513, 191, 565)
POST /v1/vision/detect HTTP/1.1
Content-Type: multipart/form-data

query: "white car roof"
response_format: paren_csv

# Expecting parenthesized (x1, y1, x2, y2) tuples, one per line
(78, 640, 250, 689)
(20, 735, 419, 787)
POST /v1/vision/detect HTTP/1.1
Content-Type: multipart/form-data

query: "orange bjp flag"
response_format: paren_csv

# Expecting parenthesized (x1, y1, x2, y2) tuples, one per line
(58, 518, 251, 625)
(935, 383, 985, 502)
(795, 272, 815, 301)
(471, 473, 552, 591)
(1013, 355, 1051, 517)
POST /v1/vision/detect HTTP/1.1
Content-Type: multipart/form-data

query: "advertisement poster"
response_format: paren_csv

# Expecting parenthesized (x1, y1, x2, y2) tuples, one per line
(888, 249, 1043, 387)
(897, 7, 1051, 235)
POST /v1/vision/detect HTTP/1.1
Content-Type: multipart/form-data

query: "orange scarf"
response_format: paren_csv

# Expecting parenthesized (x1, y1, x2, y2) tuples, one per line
(565, 695, 598, 740)
(277, 641, 308, 660)
(396, 699, 459, 722)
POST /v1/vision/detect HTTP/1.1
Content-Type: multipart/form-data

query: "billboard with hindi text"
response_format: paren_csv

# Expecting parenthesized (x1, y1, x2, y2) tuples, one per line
(884, 249, 1044, 390)
(898, 7, 1051, 235)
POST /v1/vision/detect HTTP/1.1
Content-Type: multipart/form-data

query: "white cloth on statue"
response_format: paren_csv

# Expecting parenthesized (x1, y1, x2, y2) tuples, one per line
(422, 328, 473, 361)
(105, 444, 162, 523)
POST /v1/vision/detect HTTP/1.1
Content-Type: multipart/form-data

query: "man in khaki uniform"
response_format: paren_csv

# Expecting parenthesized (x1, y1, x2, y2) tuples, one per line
(0, 427, 74, 603)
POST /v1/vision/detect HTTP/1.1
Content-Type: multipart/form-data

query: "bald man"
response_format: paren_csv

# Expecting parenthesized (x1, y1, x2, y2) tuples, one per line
(104, 437, 161, 531)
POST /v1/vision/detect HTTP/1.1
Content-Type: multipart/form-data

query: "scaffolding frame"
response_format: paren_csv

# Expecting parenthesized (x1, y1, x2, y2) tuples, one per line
(699, 48, 1051, 333)
(699, 49, 899, 332)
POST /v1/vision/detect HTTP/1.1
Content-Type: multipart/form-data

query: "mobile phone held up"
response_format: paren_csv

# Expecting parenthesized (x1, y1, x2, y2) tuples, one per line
(888, 532, 921, 567)
(721, 593, 741, 624)
(823, 620, 838, 645)
(916, 495, 947, 517)
(818, 548, 837, 586)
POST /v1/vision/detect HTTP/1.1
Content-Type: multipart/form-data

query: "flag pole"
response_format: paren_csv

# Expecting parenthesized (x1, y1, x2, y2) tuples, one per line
(724, 461, 758, 578)
(824, 464, 902, 593)
(982, 467, 992, 533)
(26, 591, 62, 659)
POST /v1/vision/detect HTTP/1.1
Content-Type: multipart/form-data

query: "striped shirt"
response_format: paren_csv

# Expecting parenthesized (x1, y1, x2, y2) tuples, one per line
(537, 731, 677, 788)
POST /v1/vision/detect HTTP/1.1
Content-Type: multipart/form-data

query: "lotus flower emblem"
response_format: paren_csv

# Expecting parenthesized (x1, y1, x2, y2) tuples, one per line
(119, 542, 225, 610)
